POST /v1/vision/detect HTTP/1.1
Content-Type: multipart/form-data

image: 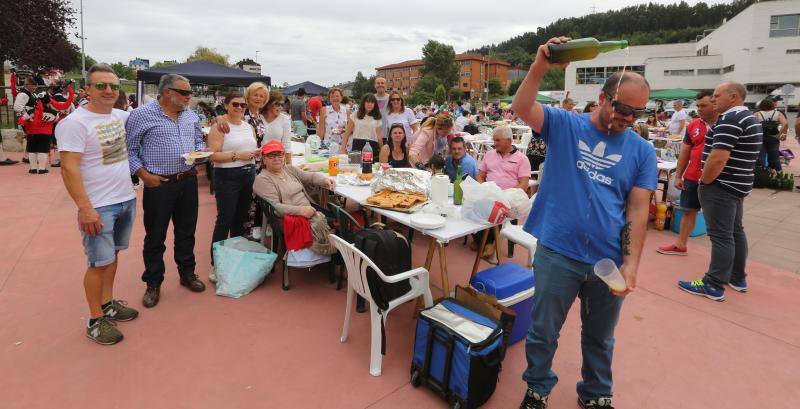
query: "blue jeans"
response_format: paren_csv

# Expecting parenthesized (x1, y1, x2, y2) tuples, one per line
(81, 198, 136, 267)
(211, 166, 256, 263)
(758, 136, 781, 171)
(523, 245, 623, 401)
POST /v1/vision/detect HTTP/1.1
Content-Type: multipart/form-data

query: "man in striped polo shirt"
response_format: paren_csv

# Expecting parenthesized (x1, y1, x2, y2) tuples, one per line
(678, 82, 762, 301)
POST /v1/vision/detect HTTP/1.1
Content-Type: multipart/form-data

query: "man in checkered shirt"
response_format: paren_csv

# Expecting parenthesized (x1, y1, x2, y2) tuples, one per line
(126, 74, 207, 308)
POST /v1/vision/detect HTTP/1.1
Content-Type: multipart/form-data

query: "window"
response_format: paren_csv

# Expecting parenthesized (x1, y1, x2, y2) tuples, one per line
(462, 82, 468, 88)
(576, 65, 644, 84)
(770, 14, 800, 37)
(697, 68, 721, 75)
(722, 64, 735, 74)
(787, 49, 800, 54)
(664, 69, 695, 76)
(696, 45, 709, 56)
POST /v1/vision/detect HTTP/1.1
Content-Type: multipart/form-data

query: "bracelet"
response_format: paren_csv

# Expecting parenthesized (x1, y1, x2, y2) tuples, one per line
(232, 152, 238, 162)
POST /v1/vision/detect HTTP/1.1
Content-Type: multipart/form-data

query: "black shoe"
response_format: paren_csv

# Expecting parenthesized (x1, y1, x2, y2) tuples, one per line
(142, 285, 160, 308)
(578, 397, 614, 409)
(0, 159, 18, 165)
(23, 157, 29, 163)
(520, 388, 548, 409)
(51, 162, 60, 167)
(37, 169, 48, 174)
(180, 274, 206, 292)
(28, 169, 37, 174)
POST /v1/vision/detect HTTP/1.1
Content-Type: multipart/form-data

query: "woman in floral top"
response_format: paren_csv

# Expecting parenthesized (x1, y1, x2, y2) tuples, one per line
(244, 82, 269, 146)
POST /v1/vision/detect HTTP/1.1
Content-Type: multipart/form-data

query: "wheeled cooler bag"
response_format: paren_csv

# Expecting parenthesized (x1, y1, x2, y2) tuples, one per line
(410, 298, 504, 409)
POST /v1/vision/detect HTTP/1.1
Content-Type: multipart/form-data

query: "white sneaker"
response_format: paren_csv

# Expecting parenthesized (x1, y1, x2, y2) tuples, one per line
(209, 268, 217, 284)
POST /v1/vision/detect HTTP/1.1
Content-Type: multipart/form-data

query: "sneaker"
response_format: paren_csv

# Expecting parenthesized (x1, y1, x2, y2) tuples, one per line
(209, 268, 217, 284)
(22, 157, 29, 164)
(37, 169, 49, 174)
(578, 397, 615, 409)
(728, 278, 748, 293)
(28, 169, 37, 174)
(86, 317, 123, 345)
(103, 299, 139, 322)
(519, 388, 548, 409)
(656, 244, 687, 256)
(0, 158, 18, 165)
(678, 279, 725, 301)
(51, 162, 60, 167)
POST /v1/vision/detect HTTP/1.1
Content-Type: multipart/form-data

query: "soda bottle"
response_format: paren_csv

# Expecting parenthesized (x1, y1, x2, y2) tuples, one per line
(548, 38, 628, 64)
(361, 142, 373, 174)
(655, 203, 667, 231)
(453, 165, 464, 205)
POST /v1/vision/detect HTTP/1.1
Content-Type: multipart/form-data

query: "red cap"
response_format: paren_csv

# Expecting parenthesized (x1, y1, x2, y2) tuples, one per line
(261, 140, 285, 155)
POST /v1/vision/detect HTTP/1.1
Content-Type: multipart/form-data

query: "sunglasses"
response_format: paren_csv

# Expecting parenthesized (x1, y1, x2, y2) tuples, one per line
(390, 98, 402, 102)
(229, 102, 247, 109)
(90, 82, 121, 91)
(611, 100, 646, 118)
(169, 87, 193, 96)
(274, 102, 285, 107)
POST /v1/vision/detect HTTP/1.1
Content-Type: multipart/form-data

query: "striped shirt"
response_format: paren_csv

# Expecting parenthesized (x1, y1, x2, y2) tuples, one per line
(701, 106, 762, 197)
(126, 100, 205, 175)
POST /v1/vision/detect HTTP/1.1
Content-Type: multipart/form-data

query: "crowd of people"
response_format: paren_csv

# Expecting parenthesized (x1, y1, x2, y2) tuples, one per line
(4, 34, 800, 409)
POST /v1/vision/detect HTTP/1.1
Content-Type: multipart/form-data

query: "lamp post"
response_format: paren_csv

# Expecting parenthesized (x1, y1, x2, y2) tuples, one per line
(80, 0, 86, 82)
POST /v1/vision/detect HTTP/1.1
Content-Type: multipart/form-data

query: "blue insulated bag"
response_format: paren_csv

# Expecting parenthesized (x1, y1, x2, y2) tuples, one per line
(411, 298, 504, 409)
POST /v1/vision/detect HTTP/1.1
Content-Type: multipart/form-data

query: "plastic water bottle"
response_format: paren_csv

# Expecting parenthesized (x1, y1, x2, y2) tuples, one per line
(593, 258, 627, 292)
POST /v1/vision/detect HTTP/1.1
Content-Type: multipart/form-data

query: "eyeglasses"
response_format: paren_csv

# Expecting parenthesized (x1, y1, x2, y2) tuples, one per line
(390, 98, 402, 102)
(169, 87, 193, 96)
(265, 152, 284, 159)
(90, 82, 121, 91)
(274, 102, 285, 107)
(611, 100, 646, 118)
(229, 102, 247, 109)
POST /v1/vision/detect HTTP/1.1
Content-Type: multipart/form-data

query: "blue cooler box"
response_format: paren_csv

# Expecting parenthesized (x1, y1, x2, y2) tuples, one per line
(470, 263, 535, 345)
(671, 208, 707, 237)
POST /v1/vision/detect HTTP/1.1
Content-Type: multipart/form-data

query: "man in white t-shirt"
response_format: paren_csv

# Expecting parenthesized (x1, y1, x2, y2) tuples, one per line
(55, 64, 138, 346)
(668, 100, 688, 136)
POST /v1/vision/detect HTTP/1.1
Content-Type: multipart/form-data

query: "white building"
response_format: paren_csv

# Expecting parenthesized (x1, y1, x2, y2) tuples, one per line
(128, 57, 150, 71)
(565, 0, 800, 107)
(235, 58, 261, 74)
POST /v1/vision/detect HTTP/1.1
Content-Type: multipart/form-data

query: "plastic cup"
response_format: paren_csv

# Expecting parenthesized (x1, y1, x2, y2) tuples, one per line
(593, 258, 627, 292)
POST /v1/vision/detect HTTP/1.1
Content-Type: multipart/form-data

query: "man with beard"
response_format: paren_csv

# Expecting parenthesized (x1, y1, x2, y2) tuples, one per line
(513, 36, 657, 409)
(126, 74, 207, 309)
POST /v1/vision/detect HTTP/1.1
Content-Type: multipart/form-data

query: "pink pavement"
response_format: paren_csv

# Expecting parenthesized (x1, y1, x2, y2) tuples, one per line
(1, 150, 799, 409)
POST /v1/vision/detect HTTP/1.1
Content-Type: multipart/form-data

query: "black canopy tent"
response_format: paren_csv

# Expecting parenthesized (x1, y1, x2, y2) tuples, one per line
(135, 59, 271, 102)
(282, 81, 328, 96)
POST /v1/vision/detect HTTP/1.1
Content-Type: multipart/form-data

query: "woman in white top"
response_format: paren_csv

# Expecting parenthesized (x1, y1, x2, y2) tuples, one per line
(207, 92, 259, 275)
(262, 90, 293, 163)
(318, 87, 349, 150)
(384, 91, 420, 145)
(340, 93, 382, 154)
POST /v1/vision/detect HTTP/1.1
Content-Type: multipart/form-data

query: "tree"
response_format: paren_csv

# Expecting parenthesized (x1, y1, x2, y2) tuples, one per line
(420, 40, 459, 89)
(433, 84, 447, 105)
(187, 46, 229, 66)
(448, 87, 463, 101)
(151, 60, 177, 69)
(110, 62, 135, 80)
(407, 91, 434, 106)
(507, 78, 524, 96)
(0, 0, 80, 70)
(541, 68, 565, 91)
(487, 78, 504, 98)
(351, 71, 374, 100)
(415, 74, 443, 95)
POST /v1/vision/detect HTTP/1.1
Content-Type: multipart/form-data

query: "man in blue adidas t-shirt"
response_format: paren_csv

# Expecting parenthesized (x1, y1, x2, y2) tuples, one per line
(513, 36, 657, 409)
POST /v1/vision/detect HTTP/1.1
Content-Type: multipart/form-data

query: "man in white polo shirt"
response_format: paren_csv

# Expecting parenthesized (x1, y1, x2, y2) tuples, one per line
(56, 64, 138, 345)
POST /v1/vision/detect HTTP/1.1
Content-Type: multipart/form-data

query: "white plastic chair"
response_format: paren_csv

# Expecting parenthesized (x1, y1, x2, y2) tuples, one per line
(329, 234, 434, 377)
(499, 194, 538, 267)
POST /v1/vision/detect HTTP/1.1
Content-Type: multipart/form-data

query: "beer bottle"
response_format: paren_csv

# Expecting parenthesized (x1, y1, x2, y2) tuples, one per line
(453, 165, 464, 205)
(548, 38, 628, 64)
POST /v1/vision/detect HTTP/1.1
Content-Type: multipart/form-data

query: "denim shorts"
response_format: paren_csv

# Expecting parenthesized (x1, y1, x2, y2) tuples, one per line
(80, 198, 136, 267)
(680, 179, 701, 211)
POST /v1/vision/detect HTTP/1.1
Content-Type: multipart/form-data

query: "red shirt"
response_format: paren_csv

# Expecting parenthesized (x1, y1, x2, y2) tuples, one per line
(682, 118, 709, 182)
(307, 97, 322, 120)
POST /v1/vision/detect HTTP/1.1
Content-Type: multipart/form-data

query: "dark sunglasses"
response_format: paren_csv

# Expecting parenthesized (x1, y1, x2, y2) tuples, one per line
(90, 82, 121, 91)
(390, 98, 402, 102)
(169, 87, 193, 96)
(229, 102, 247, 109)
(274, 102, 285, 107)
(611, 100, 646, 118)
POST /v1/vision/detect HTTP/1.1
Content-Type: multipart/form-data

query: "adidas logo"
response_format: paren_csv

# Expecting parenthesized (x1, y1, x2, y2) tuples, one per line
(576, 141, 621, 186)
(578, 141, 621, 170)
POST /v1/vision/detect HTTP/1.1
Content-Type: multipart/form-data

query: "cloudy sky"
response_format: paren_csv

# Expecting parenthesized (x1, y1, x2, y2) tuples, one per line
(68, 0, 728, 86)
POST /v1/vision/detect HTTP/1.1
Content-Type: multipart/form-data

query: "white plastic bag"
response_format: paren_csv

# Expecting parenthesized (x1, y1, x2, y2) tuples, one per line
(505, 188, 532, 219)
(460, 177, 512, 224)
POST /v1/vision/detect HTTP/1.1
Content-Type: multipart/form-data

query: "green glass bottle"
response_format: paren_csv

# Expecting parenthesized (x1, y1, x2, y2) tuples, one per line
(453, 165, 464, 205)
(547, 38, 629, 64)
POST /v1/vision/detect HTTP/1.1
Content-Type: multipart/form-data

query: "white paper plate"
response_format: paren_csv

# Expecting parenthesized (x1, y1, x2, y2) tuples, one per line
(181, 151, 213, 164)
(409, 213, 446, 230)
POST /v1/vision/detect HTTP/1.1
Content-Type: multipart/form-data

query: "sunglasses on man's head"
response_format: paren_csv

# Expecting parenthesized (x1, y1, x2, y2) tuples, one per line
(90, 82, 121, 91)
(169, 87, 193, 96)
(611, 100, 646, 118)
(229, 102, 247, 109)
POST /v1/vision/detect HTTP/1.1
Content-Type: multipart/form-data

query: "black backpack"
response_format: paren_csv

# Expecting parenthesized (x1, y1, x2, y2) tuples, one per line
(463, 123, 480, 135)
(759, 111, 780, 138)
(353, 225, 413, 354)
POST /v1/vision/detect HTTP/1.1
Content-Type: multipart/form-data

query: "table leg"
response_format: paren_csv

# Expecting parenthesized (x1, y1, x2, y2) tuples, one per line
(470, 228, 491, 280)
(415, 238, 439, 316)
(437, 242, 450, 297)
(492, 225, 502, 265)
